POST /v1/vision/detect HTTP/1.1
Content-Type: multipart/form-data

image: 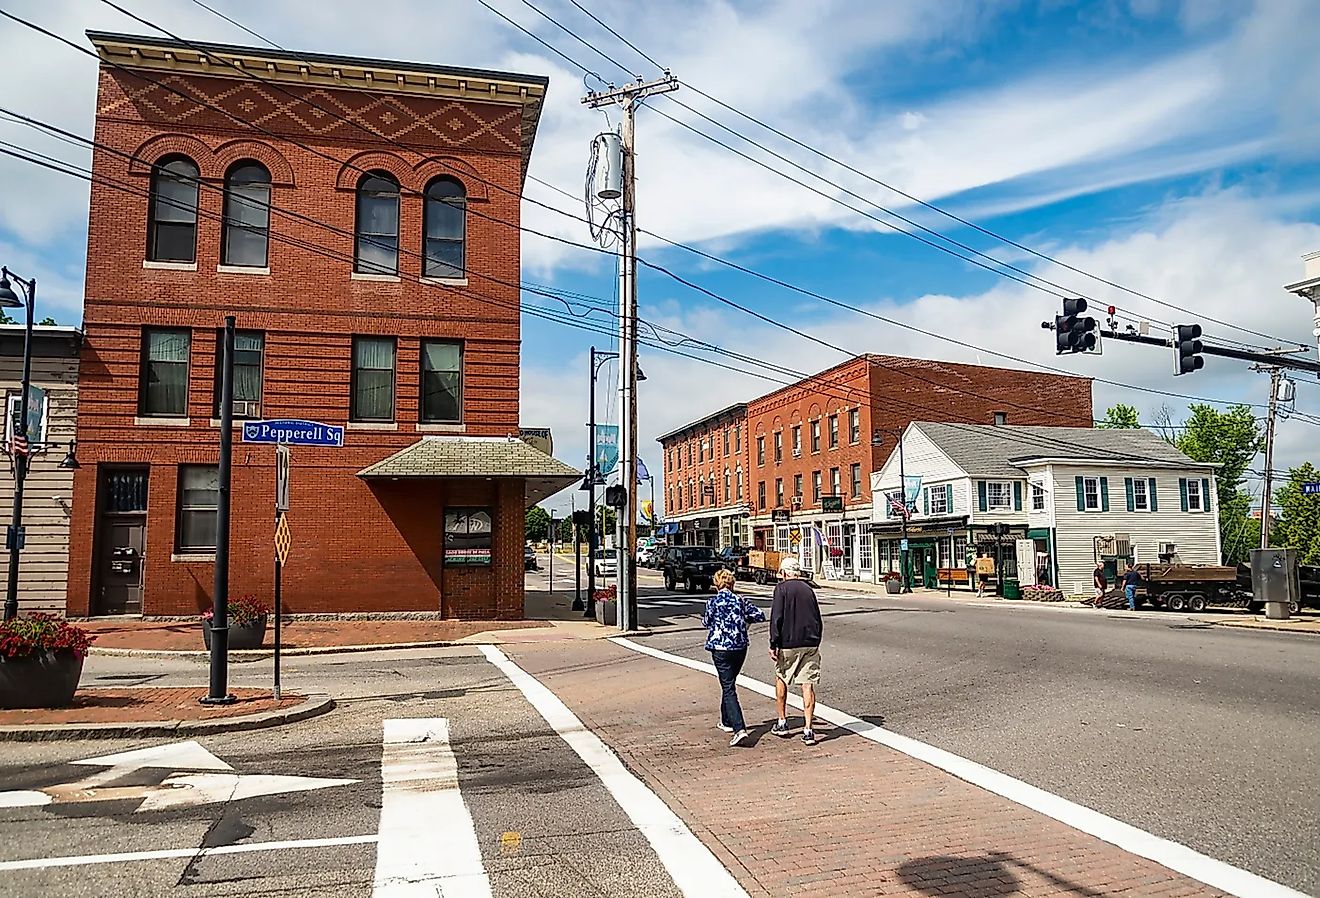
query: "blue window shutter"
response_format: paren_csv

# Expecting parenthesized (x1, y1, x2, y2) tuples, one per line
(1201, 478, 1211, 513)
(922, 488, 929, 516)
(1100, 476, 1110, 512)
(1075, 476, 1085, 511)
(1013, 481, 1022, 511)
(1179, 478, 1189, 512)
(1125, 477, 1135, 512)
(1149, 478, 1158, 512)
(978, 480, 988, 512)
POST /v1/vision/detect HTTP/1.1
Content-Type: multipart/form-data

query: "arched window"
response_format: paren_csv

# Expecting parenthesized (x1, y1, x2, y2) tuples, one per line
(148, 156, 199, 263)
(355, 171, 400, 275)
(222, 162, 271, 268)
(423, 177, 466, 278)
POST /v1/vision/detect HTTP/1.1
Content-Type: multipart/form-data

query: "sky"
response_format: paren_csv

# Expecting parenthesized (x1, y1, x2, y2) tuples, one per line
(1, 0, 1318, 518)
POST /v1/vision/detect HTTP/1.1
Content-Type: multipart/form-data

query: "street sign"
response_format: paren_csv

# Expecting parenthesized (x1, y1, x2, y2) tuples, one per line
(1303, 482, 1320, 495)
(242, 419, 344, 447)
(821, 495, 843, 513)
(771, 509, 790, 523)
(275, 445, 290, 512)
(274, 514, 291, 565)
(900, 538, 909, 550)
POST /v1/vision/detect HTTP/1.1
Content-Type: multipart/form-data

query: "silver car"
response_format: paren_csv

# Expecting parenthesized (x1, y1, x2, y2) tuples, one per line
(592, 548, 618, 578)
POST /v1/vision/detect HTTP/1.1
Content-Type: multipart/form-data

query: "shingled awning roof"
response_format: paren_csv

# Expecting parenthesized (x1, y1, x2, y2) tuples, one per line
(357, 436, 579, 505)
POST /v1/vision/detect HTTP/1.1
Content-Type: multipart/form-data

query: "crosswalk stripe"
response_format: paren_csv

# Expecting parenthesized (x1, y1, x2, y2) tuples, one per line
(481, 646, 750, 898)
(374, 719, 490, 898)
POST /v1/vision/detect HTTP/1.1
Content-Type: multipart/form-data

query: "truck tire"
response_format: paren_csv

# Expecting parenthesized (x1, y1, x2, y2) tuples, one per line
(686, 578, 697, 593)
(1167, 594, 1188, 612)
(1246, 601, 1264, 613)
(1289, 600, 1301, 616)
(664, 571, 676, 591)
(756, 570, 768, 586)
(1188, 594, 1207, 613)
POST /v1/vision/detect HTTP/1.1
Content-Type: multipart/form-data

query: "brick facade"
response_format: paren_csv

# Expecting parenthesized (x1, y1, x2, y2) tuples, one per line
(656, 404, 749, 546)
(68, 35, 552, 618)
(661, 354, 1093, 562)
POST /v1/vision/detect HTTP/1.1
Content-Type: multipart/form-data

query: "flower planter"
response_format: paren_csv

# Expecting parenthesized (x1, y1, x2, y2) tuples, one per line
(0, 650, 85, 709)
(594, 600, 617, 627)
(885, 579, 902, 595)
(202, 616, 268, 650)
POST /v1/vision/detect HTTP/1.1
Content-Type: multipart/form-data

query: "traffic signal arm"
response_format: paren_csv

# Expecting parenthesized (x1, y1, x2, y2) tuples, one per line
(1040, 323, 1320, 374)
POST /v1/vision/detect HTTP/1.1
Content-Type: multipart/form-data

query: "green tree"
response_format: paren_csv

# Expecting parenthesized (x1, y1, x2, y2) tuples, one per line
(1174, 404, 1262, 565)
(1098, 403, 1140, 428)
(38, 317, 57, 326)
(0, 312, 13, 325)
(1273, 463, 1320, 564)
(525, 506, 550, 543)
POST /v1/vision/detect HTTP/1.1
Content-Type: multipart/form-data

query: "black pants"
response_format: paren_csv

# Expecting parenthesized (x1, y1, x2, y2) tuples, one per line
(711, 648, 748, 732)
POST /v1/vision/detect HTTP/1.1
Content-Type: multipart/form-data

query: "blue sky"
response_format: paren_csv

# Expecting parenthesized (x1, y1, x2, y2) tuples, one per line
(1, 0, 1318, 517)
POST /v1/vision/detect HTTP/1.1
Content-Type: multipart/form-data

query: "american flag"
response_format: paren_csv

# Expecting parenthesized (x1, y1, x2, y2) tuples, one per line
(9, 434, 28, 456)
(888, 493, 908, 519)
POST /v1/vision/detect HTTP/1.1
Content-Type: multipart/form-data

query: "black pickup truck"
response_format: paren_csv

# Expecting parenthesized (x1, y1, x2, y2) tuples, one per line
(663, 546, 723, 593)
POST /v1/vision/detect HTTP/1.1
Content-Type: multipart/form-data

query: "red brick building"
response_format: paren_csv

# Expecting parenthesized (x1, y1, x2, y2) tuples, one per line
(655, 403, 749, 547)
(661, 354, 1092, 577)
(67, 33, 576, 619)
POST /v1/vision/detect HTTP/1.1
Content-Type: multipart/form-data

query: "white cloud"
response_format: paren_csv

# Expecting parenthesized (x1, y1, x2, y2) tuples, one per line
(530, 188, 1320, 515)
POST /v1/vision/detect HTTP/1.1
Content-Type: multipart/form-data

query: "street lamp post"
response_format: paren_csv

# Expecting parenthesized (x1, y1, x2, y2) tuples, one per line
(0, 268, 36, 622)
(873, 428, 913, 594)
(581, 347, 617, 618)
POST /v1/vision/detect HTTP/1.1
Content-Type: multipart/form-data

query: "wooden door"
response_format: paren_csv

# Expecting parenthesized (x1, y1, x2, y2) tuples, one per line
(94, 468, 149, 615)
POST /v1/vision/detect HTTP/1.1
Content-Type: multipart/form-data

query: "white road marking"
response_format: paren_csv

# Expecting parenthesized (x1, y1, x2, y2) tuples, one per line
(373, 718, 490, 898)
(0, 740, 356, 814)
(480, 645, 749, 898)
(73, 740, 233, 772)
(613, 637, 1306, 898)
(0, 834, 378, 872)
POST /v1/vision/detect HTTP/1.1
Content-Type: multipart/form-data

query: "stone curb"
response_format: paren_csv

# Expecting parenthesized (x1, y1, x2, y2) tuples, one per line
(0, 693, 335, 742)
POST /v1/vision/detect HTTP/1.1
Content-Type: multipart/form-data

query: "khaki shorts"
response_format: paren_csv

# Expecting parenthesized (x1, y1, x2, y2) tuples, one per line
(775, 647, 821, 685)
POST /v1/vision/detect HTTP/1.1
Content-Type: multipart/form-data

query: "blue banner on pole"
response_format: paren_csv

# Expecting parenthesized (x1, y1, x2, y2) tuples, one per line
(595, 425, 619, 476)
(636, 456, 650, 483)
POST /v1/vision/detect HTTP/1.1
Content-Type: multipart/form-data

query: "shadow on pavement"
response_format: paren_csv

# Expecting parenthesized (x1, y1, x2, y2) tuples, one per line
(896, 851, 1109, 897)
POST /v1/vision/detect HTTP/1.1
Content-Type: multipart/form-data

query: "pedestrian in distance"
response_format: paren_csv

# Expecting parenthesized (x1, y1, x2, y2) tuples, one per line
(769, 557, 823, 746)
(702, 567, 767, 747)
(1123, 564, 1142, 611)
(1093, 563, 1107, 608)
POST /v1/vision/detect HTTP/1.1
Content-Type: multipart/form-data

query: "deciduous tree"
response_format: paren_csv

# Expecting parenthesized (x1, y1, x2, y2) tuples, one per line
(525, 506, 550, 543)
(1098, 403, 1140, 428)
(1273, 463, 1320, 565)
(1174, 404, 1262, 565)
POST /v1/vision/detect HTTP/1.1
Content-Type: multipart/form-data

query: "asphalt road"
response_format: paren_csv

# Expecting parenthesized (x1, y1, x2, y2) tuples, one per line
(0, 647, 683, 897)
(628, 574, 1320, 895)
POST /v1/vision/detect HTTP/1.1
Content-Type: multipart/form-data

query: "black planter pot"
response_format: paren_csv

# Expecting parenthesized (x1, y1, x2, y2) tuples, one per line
(202, 616, 268, 650)
(0, 650, 85, 709)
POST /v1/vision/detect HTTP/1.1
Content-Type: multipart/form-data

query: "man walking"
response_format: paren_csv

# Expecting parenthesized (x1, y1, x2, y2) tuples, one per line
(1122, 564, 1142, 611)
(769, 557, 823, 746)
(1093, 563, 1107, 608)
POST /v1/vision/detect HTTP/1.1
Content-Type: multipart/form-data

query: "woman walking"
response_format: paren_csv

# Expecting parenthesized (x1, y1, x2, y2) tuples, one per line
(702, 568, 766, 746)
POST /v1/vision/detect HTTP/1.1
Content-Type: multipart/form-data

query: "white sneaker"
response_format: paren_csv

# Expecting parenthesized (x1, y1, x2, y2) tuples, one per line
(716, 722, 734, 733)
(729, 730, 750, 747)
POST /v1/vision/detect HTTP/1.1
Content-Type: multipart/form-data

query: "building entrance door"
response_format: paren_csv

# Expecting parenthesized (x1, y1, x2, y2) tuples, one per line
(93, 467, 149, 615)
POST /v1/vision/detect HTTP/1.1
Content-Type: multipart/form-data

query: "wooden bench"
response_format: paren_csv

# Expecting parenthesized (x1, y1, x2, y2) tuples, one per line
(937, 568, 971, 587)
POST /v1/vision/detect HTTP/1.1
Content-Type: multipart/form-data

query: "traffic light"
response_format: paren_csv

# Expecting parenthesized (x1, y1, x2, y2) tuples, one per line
(1173, 324, 1204, 375)
(1055, 298, 1098, 354)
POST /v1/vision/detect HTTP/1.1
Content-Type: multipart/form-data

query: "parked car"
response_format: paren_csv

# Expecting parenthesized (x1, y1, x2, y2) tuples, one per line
(524, 545, 539, 571)
(662, 546, 723, 593)
(592, 548, 617, 578)
(718, 546, 750, 578)
(636, 545, 657, 567)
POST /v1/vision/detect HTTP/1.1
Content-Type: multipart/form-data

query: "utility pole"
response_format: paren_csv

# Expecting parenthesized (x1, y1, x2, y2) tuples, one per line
(584, 73, 679, 632)
(1255, 365, 1294, 549)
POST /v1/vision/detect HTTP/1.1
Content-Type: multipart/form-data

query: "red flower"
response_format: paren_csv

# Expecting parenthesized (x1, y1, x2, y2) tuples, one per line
(0, 613, 96, 660)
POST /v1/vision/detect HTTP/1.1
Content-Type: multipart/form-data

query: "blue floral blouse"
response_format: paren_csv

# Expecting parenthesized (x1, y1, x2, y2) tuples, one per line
(702, 588, 767, 652)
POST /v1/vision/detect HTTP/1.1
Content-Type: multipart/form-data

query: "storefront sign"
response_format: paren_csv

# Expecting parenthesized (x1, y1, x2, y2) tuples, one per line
(444, 508, 492, 566)
(821, 495, 843, 513)
(771, 509, 790, 523)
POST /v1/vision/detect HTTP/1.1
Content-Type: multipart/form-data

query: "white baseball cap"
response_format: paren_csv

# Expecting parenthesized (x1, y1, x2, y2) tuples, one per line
(779, 557, 801, 576)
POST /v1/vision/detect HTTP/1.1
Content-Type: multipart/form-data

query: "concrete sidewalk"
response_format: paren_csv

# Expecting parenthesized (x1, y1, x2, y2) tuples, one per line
(508, 637, 1231, 898)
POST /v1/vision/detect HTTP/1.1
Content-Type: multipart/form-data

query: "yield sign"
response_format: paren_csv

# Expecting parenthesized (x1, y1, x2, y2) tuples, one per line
(0, 740, 354, 812)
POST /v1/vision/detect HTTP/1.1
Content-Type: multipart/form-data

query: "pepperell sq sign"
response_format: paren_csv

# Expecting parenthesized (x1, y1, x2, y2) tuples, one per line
(241, 419, 345, 448)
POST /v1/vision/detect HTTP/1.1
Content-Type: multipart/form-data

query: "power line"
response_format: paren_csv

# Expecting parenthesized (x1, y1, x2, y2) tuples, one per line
(556, 0, 1307, 352)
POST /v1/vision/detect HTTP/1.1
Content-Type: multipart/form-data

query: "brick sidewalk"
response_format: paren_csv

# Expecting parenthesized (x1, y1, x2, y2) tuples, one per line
(510, 639, 1224, 898)
(0, 687, 301, 726)
(79, 618, 552, 651)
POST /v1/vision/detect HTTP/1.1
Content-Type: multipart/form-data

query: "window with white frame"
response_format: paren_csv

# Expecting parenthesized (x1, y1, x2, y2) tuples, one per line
(1082, 476, 1101, 511)
(1031, 482, 1046, 512)
(857, 533, 872, 571)
(1133, 478, 1149, 511)
(987, 481, 1014, 510)
(927, 485, 949, 515)
(1186, 478, 1204, 511)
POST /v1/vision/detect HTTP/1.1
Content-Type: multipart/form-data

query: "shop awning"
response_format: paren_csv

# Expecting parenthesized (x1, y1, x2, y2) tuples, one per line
(357, 436, 580, 506)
